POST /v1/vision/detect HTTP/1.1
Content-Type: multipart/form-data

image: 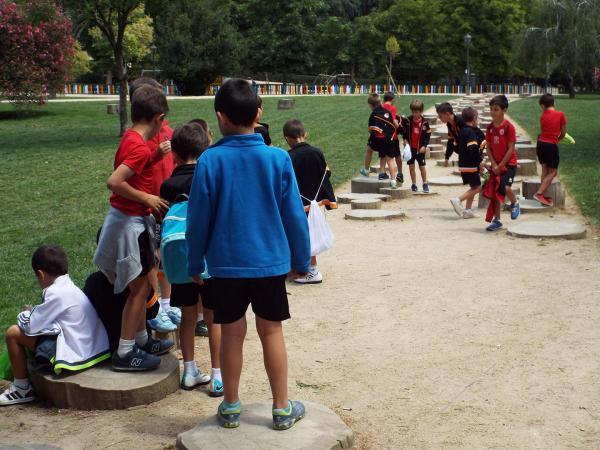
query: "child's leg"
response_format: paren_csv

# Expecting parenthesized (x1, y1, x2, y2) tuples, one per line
(539, 168, 558, 197)
(204, 307, 221, 370)
(220, 316, 247, 404)
(5, 325, 37, 380)
(119, 276, 149, 354)
(409, 163, 417, 184)
(310, 256, 317, 271)
(256, 317, 288, 409)
(495, 199, 502, 220)
(464, 186, 482, 209)
(386, 156, 397, 180)
(379, 157, 386, 174)
(158, 271, 172, 310)
(364, 146, 373, 170)
(505, 186, 517, 204)
(395, 156, 403, 177)
(180, 305, 197, 363)
(419, 165, 428, 183)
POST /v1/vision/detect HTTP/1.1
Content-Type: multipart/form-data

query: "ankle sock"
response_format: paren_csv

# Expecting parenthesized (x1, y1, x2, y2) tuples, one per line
(117, 338, 135, 358)
(135, 329, 148, 347)
(273, 401, 292, 414)
(183, 360, 199, 376)
(159, 298, 171, 312)
(211, 368, 222, 382)
(13, 378, 30, 390)
(197, 313, 204, 322)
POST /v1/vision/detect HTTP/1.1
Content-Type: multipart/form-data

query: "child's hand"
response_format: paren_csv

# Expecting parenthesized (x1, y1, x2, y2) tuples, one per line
(191, 276, 204, 285)
(144, 195, 169, 215)
(419, 146, 427, 154)
(492, 164, 500, 175)
(23, 304, 33, 312)
(444, 159, 449, 167)
(158, 140, 171, 156)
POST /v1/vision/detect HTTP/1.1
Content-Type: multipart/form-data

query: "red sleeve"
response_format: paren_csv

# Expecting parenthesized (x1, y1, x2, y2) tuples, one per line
(508, 123, 516, 143)
(121, 139, 151, 176)
(561, 112, 567, 126)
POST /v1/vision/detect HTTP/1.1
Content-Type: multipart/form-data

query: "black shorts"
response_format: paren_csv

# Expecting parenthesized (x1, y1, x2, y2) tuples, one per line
(170, 279, 216, 309)
(138, 230, 154, 278)
(461, 172, 481, 187)
(537, 141, 559, 169)
(408, 148, 426, 166)
(209, 275, 289, 324)
(498, 166, 517, 196)
(369, 137, 398, 159)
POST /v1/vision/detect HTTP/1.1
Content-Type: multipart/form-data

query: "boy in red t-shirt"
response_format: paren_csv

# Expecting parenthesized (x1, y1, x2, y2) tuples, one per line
(93, 85, 172, 371)
(535, 93, 567, 206)
(484, 95, 520, 231)
(405, 99, 431, 192)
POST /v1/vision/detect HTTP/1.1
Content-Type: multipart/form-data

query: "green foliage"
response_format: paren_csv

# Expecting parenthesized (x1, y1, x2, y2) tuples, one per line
(314, 17, 353, 74)
(69, 40, 91, 80)
(385, 36, 399, 57)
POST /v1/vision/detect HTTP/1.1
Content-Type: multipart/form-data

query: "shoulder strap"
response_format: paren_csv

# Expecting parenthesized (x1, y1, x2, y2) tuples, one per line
(300, 169, 329, 203)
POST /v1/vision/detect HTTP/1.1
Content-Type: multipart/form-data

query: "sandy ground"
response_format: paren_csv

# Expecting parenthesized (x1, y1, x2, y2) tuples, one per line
(2, 115, 600, 449)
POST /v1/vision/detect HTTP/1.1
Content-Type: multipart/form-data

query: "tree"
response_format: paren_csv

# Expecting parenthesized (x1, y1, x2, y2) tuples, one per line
(0, 0, 73, 105)
(314, 17, 353, 75)
(69, 40, 92, 80)
(385, 35, 399, 85)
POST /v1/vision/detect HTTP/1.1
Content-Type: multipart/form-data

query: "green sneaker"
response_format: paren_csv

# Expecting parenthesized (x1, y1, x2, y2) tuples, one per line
(273, 400, 305, 430)
(218, 400, 241, 428)
(195, 319, 208, 337)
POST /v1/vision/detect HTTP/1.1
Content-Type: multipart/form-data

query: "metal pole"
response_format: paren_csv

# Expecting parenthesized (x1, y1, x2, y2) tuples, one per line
(466, 43, 470, 95)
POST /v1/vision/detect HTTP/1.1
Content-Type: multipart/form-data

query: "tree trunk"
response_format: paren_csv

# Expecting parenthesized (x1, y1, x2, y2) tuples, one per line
(566, 74, 575, 98)
(115, 49, 128, 136)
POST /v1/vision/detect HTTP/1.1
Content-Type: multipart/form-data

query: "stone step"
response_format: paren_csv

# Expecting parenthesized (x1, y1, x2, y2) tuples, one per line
(429, 150, 445, 160)
(429, 135, 442, 145)
(428, 143, 443, 154)
(428, 176, 464, 186)
(515, 144, 537, 160)
(436, 159, 458, 167)
(522, 179, 565, 207)
(412, 191, 439, 196)
(477, 187, 522, 209)
(517, 159, 538, 176)
(351, 177, 391, 194)
(351, 198, 382, 210)
(424, 114, 438, 125)
(176, 401, 355, 450)
(507, 221, 586, 240)
(503, 197, 554, 214)
(345, 209, 406, 221)
(516, 139, 532, 145)
(337, 193, 391, 204)
(379, 187, 412, 199)
(30, 353, 180, 410)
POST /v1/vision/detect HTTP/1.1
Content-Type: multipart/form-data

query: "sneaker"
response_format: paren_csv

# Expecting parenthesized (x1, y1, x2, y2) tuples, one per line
(378, 172, 389, 180)
(218, 400, 241, 428)
(209, 378, 224, 397)
(359, 167, 369, 177)
(544, 195, 555, 206)
(112, 346, 161, 372)
(462, 209, 476, 219)
(450, 197, 464, 217)
(140, 336, 174, 356)
(293, 271, 323, 285)
(147, 307, 177, 332)
(411, 184, 418, 192)
(510, 202, 520, 220)
(273, 400, 306, 431)
(422, 183, 430, 193)
(397, 172, 404, 184)
(0, 383, 35, 406)
(533, 193, 552, 207)
(486, 219, 503, 232)
(166, 307, 181, 326)
(390, 179, 397, 188)
(195, 319, 209, 337)
(181, 369, 211, 390)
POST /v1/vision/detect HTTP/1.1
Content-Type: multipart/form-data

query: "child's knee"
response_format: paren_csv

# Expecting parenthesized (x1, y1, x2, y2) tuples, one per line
(5, 324, 21, 341)
(256, 317, 282, 337)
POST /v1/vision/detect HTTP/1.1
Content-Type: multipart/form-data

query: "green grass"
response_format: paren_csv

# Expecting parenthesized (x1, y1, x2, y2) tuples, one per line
(509, 95, 600, 225)
(0, 95, 453, 351)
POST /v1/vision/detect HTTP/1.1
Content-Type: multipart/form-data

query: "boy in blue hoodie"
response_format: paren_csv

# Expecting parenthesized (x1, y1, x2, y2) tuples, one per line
(186, 79, 311, 430)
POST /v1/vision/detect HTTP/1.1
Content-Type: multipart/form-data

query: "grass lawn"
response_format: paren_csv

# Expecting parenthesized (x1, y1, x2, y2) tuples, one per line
(509, 95, 600, 225)
(0, 94, 453, 351)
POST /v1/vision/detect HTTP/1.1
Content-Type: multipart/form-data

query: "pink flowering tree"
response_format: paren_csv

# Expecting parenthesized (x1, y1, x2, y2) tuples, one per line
(0, 1, 73, 105)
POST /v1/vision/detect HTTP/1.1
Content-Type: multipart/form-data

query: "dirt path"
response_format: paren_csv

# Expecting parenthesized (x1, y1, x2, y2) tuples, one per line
(2, 106, 600, 449)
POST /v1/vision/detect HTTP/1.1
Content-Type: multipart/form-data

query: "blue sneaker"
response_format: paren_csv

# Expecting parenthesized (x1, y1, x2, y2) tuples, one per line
(148, 307, 177, 333)
(423, 183, 430, 193)
(209, 378, 224, 397)
(273, 400, 306, 431)
(140, 336, 174, 356)
(112, 346, 160, 372)
(486, 219, 503, 232)
(166, 307, 181, 326)
(359, 168, 369, 177)
(510, 202, 520, 220)
(218, 400, 241, 428)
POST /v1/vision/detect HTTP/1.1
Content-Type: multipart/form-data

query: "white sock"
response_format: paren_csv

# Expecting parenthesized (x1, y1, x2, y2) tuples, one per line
(211, 368, 222, 382)
(309, 265, 318, 274)
(197, 313, 204, 322)
(117, 338, 135, 358)
(159, 297, 171, 312)
(183, 360, 199, 376)
(135, 329, 149, 347)
(13, 377, 30, 390)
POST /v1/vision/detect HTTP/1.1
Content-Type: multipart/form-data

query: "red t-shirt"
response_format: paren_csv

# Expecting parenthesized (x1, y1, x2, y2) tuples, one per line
(147, 121, 174, 196)
(383, 102, 399, 140)
(486, 120, 517, 166)
(410, 118, 423, 149)
(539, 109, 567, 144)
(109, 129, 153, 216)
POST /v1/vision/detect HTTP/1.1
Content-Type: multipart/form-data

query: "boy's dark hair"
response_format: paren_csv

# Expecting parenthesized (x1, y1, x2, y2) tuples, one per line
(257, 95, 263, 109)
(32, 245, 68, 277)
(489, 95, 509, 110)
(131, 85, 169, 123)
(410, 99, 424, 112)
(383, 92, 395, 102)
(462, 107, 478, 123)
(283, 119, 306, 139)
(171, 123, 209, 161)
(367, 93, 381, 107)
(214, 79, 258, 126)
(539, 93, 555, 108)
(188, 118, 209, 133)
(129, 77, 162, 102)
(436, 102, 453, 114)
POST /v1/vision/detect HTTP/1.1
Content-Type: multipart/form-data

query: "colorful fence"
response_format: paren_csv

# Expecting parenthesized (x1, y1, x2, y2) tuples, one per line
(64, 83, 178, 96)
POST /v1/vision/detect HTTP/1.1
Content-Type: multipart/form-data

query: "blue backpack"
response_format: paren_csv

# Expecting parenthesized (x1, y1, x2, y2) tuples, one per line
(160, 198, 208, 284)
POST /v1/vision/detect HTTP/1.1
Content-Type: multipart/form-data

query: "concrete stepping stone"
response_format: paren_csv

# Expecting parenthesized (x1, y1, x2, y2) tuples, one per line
(176, 401, 354, 450)
(517, 159, 538, 176)
(424, 115, 438, 125)
(503, 198, 554, 214)
(337, 193, 391, 204)
(379, 187, 412, 199)
(429, 135, 442, 145)
(351, 177, 391, 194)
(345, 209, 406, 221)
(507, 221, 586, 239)
(429, 150, 445, 160)
(477, 187, 522, 209)
(30, 353, 180, 410)
(436, 160, 458, 167)
(522, 179, 565, 208)
(0, 446, 63, 450)
(515, 144, 537, 160)
(428, 176, 464, 186)
(516, 139, 532, 145)
(351, 198, 382, 210)
(412, 191, 439, 196)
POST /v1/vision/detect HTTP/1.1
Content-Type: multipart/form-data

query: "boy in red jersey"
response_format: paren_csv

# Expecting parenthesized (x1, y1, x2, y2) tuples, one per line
(484, 95, 520, 232)
(534, 93, 567, 206)
(94, 85, 172, 371)
(382, 92, 403, 184)
(405, 99, 431, 192)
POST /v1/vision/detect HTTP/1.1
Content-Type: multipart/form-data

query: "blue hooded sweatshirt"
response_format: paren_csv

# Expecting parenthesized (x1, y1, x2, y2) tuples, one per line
(186, 133, 311, 278)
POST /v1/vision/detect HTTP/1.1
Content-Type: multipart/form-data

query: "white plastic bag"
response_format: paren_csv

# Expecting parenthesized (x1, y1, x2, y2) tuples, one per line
(401, 143, 412, 162)
(307, 200, 334, 256)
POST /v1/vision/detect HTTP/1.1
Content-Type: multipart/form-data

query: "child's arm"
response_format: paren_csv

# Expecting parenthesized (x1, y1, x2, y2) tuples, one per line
(17, 291, 63, 336)
(558, 117, 567, 141)
(421, 121, 431, 152)
(186, 161, 211, 279)
(108, 164, 169, 215)
(497, 142, 515, 170)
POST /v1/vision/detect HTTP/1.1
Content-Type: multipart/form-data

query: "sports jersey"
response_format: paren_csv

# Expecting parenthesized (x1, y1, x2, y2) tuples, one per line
(485, 120, 517, 166)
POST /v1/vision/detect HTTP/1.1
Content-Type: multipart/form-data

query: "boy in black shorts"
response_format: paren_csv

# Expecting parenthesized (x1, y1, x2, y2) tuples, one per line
(186, 79, 310, 430)
(404, 99, 431, 192)
(450, 107, 484, 219)
(160, 122, 222, 395)
(364, 93, 399, 187)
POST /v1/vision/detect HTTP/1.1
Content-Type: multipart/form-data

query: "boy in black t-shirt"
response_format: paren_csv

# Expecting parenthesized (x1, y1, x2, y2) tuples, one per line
(254, 96, 272, 145)
(160, 122, 223, 397)
(437, 102, 466, 167)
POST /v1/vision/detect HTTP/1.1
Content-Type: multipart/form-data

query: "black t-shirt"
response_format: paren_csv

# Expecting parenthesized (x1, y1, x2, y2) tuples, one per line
(254, 123, 272, 145)
(160, 164, 196, 203)
(289, 142, 336, 208)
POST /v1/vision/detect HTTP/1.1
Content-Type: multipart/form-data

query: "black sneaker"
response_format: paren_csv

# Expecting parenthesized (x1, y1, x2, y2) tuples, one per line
(411, 184, 418, 192)
(378, 172, 390, 180)
(423, 183, 430, 193)
(397, 172, 404, 184)
(112, 346, 161, 372)
(140, 337, 174, 356)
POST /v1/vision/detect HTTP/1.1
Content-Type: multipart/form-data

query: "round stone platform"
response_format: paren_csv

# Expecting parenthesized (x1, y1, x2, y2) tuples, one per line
(337, 193, 390, 204)
(176, 401, 354, 450)
(412, 191, 439, 196)
(379, 187, 412, 199)
(503, 198, 553, 214)
(30, 353, 180, 410)
(351, 177, 391, 194)
(0, 446, 63, 450)
(351, 198, 381, 209)
(345, 209, 406, 221)
(522, 179, 565, 208)
(436, 160, 458, 167)
(428, 176, 463, 186)
(507, 221, 586, 239)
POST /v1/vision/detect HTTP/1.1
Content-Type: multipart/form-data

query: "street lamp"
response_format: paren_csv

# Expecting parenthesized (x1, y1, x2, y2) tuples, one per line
(464, 33, 472, 95)
(150, 43, 157, 78)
